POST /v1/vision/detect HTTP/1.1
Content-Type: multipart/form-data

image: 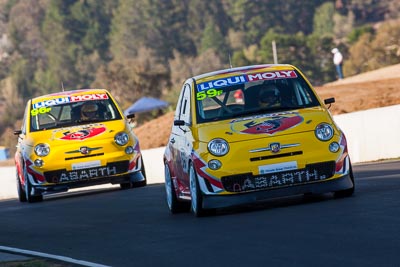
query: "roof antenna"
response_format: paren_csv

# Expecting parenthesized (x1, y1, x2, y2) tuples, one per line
(61, 81, 65, 92)
(228, 52, 233, 68)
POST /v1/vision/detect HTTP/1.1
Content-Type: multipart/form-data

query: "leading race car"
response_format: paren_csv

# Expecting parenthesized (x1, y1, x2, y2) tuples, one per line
(14, 89, 146, 203)
(164, 64, 355, 216)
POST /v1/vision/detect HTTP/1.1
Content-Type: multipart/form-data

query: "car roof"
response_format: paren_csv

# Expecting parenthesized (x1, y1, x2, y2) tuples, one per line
(192, 64, 296, 83)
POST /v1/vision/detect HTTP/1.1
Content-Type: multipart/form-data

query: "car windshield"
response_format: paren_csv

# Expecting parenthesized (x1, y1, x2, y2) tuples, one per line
(30, 97, 122, 131)
(195, 70, 320, 123)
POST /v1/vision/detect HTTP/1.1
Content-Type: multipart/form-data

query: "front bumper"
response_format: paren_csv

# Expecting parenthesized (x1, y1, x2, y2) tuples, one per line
(31, 170, 145, 196)
(202, 174, 354, 209)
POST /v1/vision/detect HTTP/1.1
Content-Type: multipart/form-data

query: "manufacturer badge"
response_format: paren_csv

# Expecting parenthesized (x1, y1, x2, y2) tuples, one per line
(269, 142, 281, 153)
(80, 146, 89, 155)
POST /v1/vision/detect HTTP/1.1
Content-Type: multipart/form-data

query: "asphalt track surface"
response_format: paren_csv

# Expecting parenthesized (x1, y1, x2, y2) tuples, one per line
(0, 160, 399, 267)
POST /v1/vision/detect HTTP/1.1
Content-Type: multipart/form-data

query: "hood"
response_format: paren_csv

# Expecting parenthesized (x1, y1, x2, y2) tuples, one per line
(27, 122, 126, 147)
(194, 107, 333, 143)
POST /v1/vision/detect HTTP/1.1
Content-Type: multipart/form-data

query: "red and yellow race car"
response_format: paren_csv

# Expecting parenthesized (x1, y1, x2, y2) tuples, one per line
(164, 64, 355, 216)
(14, 89, 146, 203)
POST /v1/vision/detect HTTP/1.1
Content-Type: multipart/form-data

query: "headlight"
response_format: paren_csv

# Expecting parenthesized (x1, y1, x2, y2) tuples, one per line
(208, 138, 229, 156)
(329, 142, 340, 153)
(315, 123, 334, 141)
(34, 143, 50, 157)
(208, 159, 222, 170)
(115, 132, 129, 146)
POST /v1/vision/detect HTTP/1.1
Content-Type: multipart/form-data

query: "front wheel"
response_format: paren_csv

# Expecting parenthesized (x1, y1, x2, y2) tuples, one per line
(16, 171, 27, 202)
(334, 163, 355, 198)
(132, 156, 147, 188)
(189, 163, 215, 217)
(23, 166, 43, 203)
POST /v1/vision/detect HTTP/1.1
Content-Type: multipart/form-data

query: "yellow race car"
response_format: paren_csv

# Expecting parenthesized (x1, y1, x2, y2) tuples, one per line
(164, 64, 355, 216)
(14, 89, 146, 203)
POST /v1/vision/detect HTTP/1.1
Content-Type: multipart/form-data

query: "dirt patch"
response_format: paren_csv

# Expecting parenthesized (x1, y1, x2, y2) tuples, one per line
(134, 111, 174, 150)
(315, 77, 400, 115)
(135, 65, 400, 149)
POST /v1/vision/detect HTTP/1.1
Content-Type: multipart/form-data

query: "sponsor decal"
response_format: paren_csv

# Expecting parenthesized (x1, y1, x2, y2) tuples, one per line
(44, 161, 129, 183)
(72, 160, 101, 170)
(259, 161, 298, 174)
(196, 88, 223, 100)
(32, 93, 109, 109)
(197, 70, 297, 91)
(59, 166, 117, 183)
(230, 112, 303, 135)
(222, 162, 334, 193)
(57, 125, 106, 140)
(229, 168, 326, 192)
(31, 107, 52, 117)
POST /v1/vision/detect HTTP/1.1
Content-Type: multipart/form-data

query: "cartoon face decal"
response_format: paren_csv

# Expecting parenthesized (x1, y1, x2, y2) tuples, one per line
(230, 112, 303, 135)
(59, 125, 106, 140)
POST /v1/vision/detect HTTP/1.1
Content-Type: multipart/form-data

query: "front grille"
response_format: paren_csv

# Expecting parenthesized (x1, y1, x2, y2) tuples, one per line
(250, 151, 303, 162)
(44, 160, 129, 184)
(221, 161, 335, 193)
(65, 153, 105, 161)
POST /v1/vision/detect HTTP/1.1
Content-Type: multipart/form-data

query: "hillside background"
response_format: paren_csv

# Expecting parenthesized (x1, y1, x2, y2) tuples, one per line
(0, 0, 400, 155)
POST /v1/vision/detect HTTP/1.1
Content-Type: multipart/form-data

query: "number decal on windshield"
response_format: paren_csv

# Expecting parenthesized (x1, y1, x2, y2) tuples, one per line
(196, 89, 223, 100)
(31, 107, 52, 116)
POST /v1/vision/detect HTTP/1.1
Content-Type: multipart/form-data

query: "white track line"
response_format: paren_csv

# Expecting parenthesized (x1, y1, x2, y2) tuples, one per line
(0, 245, 110, 267)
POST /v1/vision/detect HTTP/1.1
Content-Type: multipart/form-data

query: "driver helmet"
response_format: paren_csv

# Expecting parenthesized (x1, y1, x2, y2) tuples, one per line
(81, 103, 99, 120)
(258, 84, 280, 108)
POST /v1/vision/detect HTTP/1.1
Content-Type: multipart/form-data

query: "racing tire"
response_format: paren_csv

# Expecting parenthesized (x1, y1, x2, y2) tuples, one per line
(164, 163, 190, 213)
(334, 162, 355, 198)
(189, 163, 215, 217)
(23, 166, 43, 203)
(120, 182, 131, 189)
(132, 157, 147, 188)
(16, 171, 27, 202)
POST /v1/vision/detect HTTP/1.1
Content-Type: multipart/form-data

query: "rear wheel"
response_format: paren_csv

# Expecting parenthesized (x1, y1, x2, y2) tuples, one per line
(334, 162, 355, 198)
(165, 163, 190, 213)
(189, 163, 215, 217)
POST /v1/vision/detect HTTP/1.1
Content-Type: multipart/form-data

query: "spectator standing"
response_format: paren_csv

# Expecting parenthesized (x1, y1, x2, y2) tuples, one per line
(331, 48, 344, 80)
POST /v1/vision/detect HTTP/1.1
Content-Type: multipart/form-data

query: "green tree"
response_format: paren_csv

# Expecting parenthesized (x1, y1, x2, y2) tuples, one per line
(7, 0, 46, 99)
(38, 0, 79, 91)
(344, 33, 374, 76)
(110, 0, 194, 63)
(200, 21, 228, 59)
(313, 2, 335, 37)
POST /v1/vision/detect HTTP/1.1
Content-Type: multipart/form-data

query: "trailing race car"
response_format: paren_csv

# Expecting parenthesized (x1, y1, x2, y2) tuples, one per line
(164, 64, 355, 216)
(14, 89, 146, 203)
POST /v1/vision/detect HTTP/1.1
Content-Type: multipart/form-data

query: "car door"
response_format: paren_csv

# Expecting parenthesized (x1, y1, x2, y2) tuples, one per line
(169, 83, 192, 195)
(14, 101, 30, 184)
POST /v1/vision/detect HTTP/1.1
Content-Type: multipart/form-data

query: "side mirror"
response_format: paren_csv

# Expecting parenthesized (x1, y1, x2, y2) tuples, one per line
(174, 120, 187, 133)
(324, 97, 335, 109)
(173, 120, 185, 126)
(126, 113, 136, 127)
(127, 113, 135, 119)
(14, 130, 22, 136)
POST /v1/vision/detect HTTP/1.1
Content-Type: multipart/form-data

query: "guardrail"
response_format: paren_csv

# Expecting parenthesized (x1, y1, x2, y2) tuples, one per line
(333, 104, 400, 163)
